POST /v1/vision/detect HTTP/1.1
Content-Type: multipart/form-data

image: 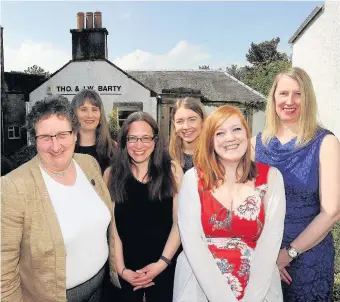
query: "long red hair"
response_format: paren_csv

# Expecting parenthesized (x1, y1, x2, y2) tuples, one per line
(194, 105, 256, 190)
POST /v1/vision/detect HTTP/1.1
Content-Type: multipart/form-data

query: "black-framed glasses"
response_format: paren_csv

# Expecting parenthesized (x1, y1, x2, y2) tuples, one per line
(36, 131, 73, 143)
(126, 136, 156, 144)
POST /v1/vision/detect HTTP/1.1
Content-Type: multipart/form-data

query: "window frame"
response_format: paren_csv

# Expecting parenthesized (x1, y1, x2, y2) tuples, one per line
(112, 102, 143, 127)
(8, 125, 21, 140)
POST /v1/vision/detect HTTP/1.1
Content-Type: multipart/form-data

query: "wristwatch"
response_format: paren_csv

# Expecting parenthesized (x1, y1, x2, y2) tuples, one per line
(286, 244, 300, 259)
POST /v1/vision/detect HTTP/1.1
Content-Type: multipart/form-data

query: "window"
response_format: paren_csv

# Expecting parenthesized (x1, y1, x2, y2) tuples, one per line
(8, 126, 21, 139)
(113, 102, 143, 127)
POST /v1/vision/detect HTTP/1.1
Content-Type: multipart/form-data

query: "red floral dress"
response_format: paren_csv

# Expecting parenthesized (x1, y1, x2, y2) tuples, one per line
(199, 163, 270, 300)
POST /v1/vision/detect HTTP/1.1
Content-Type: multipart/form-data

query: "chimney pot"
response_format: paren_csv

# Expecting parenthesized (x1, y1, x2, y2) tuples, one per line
(86, 12, 94, 29)
(77, 12, 84, 30)
(94, 11, 102, 28)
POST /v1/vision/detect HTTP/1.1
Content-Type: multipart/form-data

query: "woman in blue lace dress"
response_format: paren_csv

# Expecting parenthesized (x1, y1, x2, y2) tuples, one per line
(251, 67, 340, 302)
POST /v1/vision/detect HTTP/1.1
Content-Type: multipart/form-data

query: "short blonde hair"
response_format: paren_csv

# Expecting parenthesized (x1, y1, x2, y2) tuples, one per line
(262, 67, 320, 146)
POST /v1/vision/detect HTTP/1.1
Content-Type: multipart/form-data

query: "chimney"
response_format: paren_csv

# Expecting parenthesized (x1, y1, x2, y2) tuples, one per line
(77, 12, 84, 29)
(70, 12, 108, 61)
(94, 12, 102, 28)
(86, 12, 93, 29)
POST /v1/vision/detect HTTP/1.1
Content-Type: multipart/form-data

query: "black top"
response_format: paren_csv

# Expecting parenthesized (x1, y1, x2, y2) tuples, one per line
(183, 153, 194, 173)
(74, 145, 110, 174)
(115, 175, 173, 270)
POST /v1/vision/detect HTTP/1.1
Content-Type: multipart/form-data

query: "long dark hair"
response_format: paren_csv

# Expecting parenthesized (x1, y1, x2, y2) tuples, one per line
(71, 89, 115, 161)
(108, 111, 177, 203)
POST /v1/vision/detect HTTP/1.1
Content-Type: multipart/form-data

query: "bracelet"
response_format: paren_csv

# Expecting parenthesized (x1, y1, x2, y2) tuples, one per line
(160, 255, 172, 266)
(121, 267, 126, 276)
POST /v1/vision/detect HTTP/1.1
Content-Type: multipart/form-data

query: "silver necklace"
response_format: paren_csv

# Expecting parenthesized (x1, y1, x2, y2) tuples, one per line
(38, 157, 73, 178)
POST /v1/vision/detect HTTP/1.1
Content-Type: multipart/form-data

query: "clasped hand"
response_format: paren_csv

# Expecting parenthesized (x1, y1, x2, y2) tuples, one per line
(121, 260, 167, 291)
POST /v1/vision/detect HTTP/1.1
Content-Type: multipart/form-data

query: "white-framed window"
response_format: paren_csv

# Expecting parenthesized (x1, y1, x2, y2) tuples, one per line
(113, 102, 143, 127)
(8, 126, 21, 139)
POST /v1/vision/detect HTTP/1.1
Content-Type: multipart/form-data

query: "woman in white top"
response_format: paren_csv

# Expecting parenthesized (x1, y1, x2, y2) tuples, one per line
(1, 95, 120, 302)
(174, 105, 286, 302)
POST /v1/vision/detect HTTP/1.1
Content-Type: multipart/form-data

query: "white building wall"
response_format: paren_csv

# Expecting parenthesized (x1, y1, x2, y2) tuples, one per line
(29, 61, 157, 120)
(292, 1, 340, 139)
(252, 110, 265, 137)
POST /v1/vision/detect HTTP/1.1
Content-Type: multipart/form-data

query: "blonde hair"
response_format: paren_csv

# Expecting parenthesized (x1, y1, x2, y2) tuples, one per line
(262, 67, 320, 146)
(194, 105, 256, 191)
(169, 97, 206, 168)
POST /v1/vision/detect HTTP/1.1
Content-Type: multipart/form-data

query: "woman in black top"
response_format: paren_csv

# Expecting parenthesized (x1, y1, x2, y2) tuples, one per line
(169, 97, 206, 173)
(71, 89, 116, 174)
(104, 112, 182, 302)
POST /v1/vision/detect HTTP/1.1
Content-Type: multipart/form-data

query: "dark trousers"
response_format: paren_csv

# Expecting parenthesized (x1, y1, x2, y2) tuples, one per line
(66, 265, 106, 302)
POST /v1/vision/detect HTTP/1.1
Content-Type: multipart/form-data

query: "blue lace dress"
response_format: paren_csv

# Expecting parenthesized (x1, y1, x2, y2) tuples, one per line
(255, 129, 334, 302)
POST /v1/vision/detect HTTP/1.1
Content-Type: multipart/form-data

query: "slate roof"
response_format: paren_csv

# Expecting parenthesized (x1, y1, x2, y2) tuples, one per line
(289, 5, 324, 44)
(128, 70, 266, 107)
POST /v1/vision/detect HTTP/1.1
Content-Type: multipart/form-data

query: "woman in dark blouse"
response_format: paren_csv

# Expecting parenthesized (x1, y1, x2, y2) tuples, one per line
(169, 97, 206, 173)
(104, 111, 182, 302)
(71, 89, 116, 174)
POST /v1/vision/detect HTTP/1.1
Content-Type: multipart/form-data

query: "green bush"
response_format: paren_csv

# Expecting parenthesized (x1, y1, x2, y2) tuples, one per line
(334, 273, 340, 301)
(334, 223, 340, 274)
(1, 155, 14, 176)
(108, 108, 120, 142)
(10, 145, 37, 169)
(333, 224, 340, 301)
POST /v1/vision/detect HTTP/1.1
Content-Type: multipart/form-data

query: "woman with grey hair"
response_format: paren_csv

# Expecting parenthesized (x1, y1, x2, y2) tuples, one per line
(72, 89, 116, 173)
(1, 95, 120, 302)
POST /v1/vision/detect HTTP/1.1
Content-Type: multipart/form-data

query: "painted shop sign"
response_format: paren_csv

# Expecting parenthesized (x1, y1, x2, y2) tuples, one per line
(47, 85, 123, 95)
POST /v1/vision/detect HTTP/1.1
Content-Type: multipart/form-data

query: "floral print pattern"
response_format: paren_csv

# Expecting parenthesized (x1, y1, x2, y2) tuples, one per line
(199, 164, 270, 300)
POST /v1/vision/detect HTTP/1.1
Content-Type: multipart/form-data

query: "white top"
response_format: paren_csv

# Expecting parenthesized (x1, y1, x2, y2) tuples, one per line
(40, 161, 111, 289)
(173, 167, 286, 302)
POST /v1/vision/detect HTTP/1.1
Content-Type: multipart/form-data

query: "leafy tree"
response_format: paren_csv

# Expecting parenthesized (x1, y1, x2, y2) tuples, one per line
(243, 59, 291, 97)
(226, 64, 250, 82)
(24, 65, 50, 77)
(198, 65, 210, 70)
(246, 37, 288, 66)
(225, 37, 292, 96)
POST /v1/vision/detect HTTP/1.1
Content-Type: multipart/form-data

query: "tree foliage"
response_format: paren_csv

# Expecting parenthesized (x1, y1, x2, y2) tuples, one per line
(226, 37, 292, 97)
(246, 37, 288, 66)
(226, 64, 250, 81)
(9, 145, 37, 169)
(243, 59, 292, 97)
(108, 108, 120, 141)
(198, 65, 210, 70)
(24, 65, 50, 77)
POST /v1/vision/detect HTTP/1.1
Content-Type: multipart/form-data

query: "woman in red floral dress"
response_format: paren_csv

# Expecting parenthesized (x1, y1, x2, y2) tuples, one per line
(174, 105, 286, 302)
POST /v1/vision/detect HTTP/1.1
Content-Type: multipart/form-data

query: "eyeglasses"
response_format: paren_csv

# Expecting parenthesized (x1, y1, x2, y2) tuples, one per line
(126, 136, 156, 144)
(36, 131, 73, 143)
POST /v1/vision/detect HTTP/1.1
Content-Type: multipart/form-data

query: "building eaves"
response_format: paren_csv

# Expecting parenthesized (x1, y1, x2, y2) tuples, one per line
(30, 59, 158, 97)
(289, 5, 324, 44)
(4, 72, 46, 94)
(128, 70, 266, 107)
